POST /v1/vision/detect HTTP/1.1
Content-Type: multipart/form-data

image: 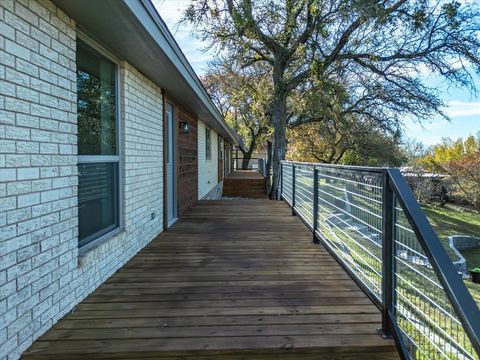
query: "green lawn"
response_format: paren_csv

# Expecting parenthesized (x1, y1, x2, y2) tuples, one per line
(422, 204, 480, 306)
(462, 248, 480, 271)
(423, 205, 480, 248)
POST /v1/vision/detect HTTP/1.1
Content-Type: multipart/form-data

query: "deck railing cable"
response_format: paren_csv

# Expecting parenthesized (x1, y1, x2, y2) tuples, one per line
(280, 160, 480, 360)
(233, 157, 265, 172)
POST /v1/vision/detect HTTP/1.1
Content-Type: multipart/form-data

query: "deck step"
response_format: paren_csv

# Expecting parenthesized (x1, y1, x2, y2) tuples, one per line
(222, 170, 266, 198)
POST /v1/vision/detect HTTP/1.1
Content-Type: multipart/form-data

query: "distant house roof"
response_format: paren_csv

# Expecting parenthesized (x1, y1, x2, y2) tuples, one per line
(52, 0, 237, 144)
(400, 167, 449, 179)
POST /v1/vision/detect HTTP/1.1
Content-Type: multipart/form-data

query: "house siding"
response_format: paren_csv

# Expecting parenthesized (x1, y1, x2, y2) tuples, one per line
(0, 1, 164, 359)
(177, 108, 197, 216)
(197, 120, 218, 199)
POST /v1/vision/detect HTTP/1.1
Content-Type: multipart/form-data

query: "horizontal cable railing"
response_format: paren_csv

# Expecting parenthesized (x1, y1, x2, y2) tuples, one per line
(280, 160, 480, 360)
(234, 157, 262, 171)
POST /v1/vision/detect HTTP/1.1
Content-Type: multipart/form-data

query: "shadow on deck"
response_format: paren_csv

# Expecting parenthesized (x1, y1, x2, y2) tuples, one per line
(23, 200, 398, 359)
(223, 170, 266, 198)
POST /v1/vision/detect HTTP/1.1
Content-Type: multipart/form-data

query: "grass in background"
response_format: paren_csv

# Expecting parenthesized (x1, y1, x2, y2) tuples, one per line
(423, 205, 480, 246)
(422, 204, 480, 307)
(462, 248, 480, 271)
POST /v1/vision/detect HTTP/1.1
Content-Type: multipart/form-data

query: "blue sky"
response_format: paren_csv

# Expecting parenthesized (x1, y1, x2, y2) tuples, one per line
(154, 0, 480, 146)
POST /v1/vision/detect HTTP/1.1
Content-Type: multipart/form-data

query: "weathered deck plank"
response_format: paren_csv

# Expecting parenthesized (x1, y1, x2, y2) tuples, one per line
(22, 199, 398, 359)
(222, 170, 266, 197)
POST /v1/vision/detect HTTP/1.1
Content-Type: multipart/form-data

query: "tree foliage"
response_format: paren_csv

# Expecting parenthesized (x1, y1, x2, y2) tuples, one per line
(184, 0, 480, 198)
(287, 118, 405, 166)
(202, 61, 271, 168)
(422, 135, 480, 210)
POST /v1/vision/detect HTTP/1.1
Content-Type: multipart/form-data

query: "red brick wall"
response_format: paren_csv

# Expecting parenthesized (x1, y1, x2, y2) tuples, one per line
(177, 108, 198, 216)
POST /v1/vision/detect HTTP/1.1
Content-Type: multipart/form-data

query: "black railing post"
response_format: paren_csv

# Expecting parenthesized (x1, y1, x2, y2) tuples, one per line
(280, 162, 283, 199)
(292, 164, 296, 216)
(312, 167, 319, 244)
(381, 171, 395, 338)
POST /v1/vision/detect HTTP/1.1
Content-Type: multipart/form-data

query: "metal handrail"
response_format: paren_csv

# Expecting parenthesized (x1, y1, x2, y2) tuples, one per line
(233, 157, 262, 161)
(281, 159, 386, 173)
(233, 157, 267, 177)
(387, 168, 480, 356)
(280, 160, 480, 360)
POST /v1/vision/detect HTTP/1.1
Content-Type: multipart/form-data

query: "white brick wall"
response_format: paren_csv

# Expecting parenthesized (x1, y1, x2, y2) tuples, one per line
(120, 62, 163, 252)
(0, 1, 164, 359)
(0, 1, 77, 358)
(197, 120, 218, 199)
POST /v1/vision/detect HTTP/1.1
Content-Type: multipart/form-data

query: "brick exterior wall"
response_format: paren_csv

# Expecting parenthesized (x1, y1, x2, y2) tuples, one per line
(197, 120, 218, 199)
(121, 62, 163, 246)
(0, 1, 78, 358)
(177, 108, 197, 216)
(0, 1, 164, 359)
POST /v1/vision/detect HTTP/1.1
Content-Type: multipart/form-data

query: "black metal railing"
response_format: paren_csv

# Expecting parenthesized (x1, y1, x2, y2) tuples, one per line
(280, 160, 480, 360)
(233, 157, 266, 176)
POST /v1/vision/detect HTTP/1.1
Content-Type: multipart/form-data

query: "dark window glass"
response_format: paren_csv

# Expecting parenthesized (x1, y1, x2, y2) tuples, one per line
(206, 128, 211, 159)
(77, 39, 119, 248)
(78, 162, 119, 247)
(77, 40, 116, 155)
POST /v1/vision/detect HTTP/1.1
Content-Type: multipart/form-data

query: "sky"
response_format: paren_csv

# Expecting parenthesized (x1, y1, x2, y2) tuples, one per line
(153, 0, 480, 146)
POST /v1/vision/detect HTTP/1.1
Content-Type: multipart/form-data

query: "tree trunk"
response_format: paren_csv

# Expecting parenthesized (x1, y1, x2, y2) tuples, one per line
(268, 96, 287, 199)
(239, 131, 260, 170)
(240, 146, 255, 170)
(266, 140, 272, 193)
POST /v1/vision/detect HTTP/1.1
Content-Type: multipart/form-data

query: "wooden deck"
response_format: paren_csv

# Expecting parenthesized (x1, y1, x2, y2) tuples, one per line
(225, 170, 265, 180)
(223, 170, 266, 198)
(23, 200, 398, 359)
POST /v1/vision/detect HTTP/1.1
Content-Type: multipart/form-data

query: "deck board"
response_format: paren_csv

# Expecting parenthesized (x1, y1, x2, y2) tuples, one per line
(222, 170, 266, 197)
(23, 199, 398, 359)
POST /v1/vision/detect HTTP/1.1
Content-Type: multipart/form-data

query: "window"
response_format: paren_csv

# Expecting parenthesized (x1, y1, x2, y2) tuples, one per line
(205, 127, 211, 159)
(77, 39, 119, 248)
(219, 137, 223, 160)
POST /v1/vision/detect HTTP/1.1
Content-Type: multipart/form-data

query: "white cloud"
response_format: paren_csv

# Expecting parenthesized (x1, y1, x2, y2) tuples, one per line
(445, 101, 480, 117)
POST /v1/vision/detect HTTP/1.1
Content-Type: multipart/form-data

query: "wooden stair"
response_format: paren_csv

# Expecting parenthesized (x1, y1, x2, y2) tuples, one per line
(223, 170, 266, 198)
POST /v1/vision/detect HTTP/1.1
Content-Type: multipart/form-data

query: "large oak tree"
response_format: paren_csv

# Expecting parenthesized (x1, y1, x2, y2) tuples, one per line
(202, 61, 271, 169)
(184, 0, 480, 198)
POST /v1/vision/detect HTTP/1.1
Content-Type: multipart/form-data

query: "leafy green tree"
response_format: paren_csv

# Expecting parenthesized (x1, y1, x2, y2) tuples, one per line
(423, 136, 480, 209)
(202, 61, 271, 169)
(446, 152, 480, 210)
(287, 118, 405, 166)
(426, 135, 480, 166)
(184, 0, 480, 198)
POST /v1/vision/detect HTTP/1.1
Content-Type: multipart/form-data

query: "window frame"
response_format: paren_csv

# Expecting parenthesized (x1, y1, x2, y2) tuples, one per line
(76, 32, 123, 251)
(205, 127, 211, 160)
(219, 136, 224, 160)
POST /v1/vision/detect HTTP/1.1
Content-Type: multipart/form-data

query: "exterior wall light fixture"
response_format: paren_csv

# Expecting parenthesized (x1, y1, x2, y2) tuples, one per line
(180, 121, 191, 134)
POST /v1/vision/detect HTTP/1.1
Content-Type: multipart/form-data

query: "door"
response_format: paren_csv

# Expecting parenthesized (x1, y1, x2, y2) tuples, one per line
(166, 103, 177, 226)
